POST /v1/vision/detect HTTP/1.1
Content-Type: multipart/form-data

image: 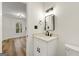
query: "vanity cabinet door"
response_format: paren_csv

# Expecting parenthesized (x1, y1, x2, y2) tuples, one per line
(34, 38, 40, 56)
(34, 37, 57, 56)
(48, 39, 57, 56)
(34, 38, 47, 56)
(38, 39, 48, 56)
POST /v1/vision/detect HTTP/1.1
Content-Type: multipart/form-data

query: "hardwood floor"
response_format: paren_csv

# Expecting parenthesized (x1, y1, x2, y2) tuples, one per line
(2, 36, 26, 56)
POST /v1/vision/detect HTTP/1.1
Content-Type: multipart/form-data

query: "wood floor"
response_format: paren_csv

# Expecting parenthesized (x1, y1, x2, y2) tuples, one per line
(2, 36, 26, 56)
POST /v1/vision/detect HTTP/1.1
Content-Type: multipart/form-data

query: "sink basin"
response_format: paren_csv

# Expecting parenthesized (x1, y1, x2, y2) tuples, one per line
(33, 33, 57, 42)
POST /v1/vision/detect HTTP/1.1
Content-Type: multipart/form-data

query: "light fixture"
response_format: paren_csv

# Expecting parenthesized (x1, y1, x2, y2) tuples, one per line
(16, 13, 25, 18)
(46, 7, 53, 13)
(45, 7, 54, 17)
(12, 12, 25, 19)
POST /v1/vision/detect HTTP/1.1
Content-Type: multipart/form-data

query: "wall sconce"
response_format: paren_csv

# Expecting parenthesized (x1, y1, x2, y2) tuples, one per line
(45, 7, 54, 17)
(46, 7, 53, 13)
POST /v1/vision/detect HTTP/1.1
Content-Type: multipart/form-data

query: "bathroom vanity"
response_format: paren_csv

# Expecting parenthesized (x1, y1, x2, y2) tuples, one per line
(33, 33, 58, 56)
(33, 11, 57, 56)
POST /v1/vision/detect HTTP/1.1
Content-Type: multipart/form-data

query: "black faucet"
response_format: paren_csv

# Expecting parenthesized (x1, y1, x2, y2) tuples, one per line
(45, 31, 49, 36)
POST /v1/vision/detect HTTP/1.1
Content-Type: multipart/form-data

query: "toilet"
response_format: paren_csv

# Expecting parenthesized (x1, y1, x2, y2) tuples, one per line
(65, 44, 79, 56)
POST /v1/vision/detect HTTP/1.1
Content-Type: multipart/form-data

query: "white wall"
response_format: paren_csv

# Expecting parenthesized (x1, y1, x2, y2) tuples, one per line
(26, 2, 65, 56)
(27, 2, 44, 55)
(55, 2, 79, 46)
(3, 16, 26, 40)
(0, 2, 2, 53)
(27, 2, 79, 56)
(44, 2, 79, 55)
(43, 2, 66, 56)
(52, 2, 79, 55)
(2, 2, 26, 40)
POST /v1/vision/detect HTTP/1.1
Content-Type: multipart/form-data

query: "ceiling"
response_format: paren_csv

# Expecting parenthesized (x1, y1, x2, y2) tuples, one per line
(2, 2, 26, 19)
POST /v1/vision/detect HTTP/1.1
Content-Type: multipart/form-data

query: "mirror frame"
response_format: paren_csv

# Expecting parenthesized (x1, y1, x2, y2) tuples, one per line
(44, 14, 55, 31)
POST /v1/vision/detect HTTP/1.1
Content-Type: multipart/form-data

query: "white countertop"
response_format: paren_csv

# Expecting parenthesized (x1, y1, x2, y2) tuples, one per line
(33, 33, 57, 42)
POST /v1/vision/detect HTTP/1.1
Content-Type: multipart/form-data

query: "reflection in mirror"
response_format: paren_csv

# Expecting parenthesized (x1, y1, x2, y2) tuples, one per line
(44, 14, 55, 31)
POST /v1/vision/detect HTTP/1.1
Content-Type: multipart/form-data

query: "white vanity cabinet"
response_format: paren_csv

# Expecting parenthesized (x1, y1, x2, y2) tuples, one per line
(33, 34, 57, 56)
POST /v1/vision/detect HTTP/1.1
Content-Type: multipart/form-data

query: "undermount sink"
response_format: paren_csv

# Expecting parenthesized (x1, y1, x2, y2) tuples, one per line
(33, 33, 57, 42)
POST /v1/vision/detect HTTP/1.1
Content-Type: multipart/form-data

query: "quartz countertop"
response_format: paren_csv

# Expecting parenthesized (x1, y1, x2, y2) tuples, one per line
(33, 33, 57, 42)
